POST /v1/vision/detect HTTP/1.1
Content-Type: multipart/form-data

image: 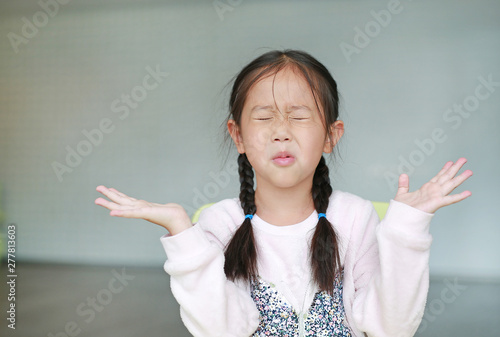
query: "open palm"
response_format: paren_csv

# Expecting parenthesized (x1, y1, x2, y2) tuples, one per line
(95, 185, 192, 235)
(394, 158, 473, 214)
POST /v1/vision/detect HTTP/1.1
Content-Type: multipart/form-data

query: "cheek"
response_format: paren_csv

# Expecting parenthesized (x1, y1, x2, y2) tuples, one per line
(244, 127, 272, 153)
(300, 130, 328, 153)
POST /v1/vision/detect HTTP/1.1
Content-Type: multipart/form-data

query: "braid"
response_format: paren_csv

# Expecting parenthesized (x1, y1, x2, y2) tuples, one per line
(238, 153, 257, 216)
(310, 156, 341, 295)
(312, 156, 332, 212)
(224, 153, 258, 283)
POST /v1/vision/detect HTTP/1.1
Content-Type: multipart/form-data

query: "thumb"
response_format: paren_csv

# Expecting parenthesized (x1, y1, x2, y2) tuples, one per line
(396, 173, 410, 196)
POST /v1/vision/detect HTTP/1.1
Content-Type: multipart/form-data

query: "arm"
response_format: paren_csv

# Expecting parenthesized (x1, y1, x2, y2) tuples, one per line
(351, 199, 434, 336)
(352, 158, 472, 336)
(162, 224, 260, 337)
(94, 187, 259, 336)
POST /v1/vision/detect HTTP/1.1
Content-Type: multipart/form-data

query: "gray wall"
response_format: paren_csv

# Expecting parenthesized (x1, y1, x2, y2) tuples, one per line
(0, 0, 499, 280)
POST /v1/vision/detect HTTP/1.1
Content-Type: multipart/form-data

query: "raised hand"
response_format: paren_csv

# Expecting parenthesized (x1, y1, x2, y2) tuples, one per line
(95, 185, 192, 235)
(394, 158, 473, 214)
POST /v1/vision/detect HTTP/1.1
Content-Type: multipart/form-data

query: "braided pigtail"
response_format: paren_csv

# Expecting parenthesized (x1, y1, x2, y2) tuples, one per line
(310, 156, 341, 296)
(224, 153, 258, 283)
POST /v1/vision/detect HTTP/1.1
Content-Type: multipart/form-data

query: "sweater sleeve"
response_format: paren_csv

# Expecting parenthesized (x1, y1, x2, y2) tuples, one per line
(160, 216, 260, 337)
(351, 199, 434, 337)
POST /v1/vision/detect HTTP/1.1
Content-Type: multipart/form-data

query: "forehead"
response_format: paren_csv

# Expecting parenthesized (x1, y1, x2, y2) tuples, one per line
(244, 67, 317, 106)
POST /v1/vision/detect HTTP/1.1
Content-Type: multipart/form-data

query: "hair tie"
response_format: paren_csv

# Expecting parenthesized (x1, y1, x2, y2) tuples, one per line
(318, 213, 326, 219)
(245, 214, 253, 220)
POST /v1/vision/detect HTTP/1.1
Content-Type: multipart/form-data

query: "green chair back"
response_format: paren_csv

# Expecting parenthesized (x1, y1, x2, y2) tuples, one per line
(191, 201, 389, 223)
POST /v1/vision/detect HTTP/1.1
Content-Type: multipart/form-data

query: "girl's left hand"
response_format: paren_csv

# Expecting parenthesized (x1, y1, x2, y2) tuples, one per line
(394, 158, 473, 214)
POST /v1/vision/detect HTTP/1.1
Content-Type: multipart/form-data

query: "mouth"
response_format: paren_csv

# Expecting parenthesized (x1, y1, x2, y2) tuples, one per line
(272, 151, 295, 166)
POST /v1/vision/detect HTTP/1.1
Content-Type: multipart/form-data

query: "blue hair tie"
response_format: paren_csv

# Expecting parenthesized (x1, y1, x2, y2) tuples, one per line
(318, 213, 326, 219)
(245, 214, 253, 220)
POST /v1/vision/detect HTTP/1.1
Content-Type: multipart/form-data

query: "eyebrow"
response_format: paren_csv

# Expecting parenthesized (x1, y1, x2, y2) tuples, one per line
(250, 105, 312, 113)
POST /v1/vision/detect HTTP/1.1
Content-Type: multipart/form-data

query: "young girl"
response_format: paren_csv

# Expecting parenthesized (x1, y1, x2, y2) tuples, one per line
(95, 49, 472, 337)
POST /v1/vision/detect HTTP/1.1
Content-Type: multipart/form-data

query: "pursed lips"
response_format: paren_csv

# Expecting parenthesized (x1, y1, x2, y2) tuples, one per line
(272, 151, 295, 166)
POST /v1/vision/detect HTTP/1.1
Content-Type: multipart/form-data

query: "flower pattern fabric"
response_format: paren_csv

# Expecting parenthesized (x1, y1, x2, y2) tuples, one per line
(250, 269, 351, 336)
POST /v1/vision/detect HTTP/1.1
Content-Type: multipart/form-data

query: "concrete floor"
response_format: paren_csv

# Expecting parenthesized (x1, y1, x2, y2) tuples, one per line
(0, 263, 498, 337)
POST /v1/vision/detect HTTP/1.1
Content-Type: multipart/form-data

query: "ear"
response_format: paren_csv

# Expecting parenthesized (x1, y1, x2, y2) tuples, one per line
(323, 120, 344, 153)
(227, 119, 245, 154)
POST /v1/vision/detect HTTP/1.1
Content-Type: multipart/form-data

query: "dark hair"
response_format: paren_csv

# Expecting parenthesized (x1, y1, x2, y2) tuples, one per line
(222, 49, 342, 295)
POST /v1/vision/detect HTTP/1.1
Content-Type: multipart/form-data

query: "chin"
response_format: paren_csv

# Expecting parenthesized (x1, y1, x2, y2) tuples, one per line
(270, 177, 303, 189)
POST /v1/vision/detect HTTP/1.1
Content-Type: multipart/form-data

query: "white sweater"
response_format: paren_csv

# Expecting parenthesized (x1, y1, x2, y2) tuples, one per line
(161, 190, 434, 337)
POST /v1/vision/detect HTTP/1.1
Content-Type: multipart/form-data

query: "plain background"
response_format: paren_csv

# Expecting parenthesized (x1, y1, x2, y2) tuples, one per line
(0, 0, 499, 282)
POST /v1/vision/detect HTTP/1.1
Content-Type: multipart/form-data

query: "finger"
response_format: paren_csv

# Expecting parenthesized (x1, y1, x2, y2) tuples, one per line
(110, 207, 149, 219)
(437, 158, 468, 184)
(429, 161, 454, 183)
(96, 185, 108, 193)
(95, 197, 127, 211)
(396, 174, 409, 196)
(97, 186, 133, 203)
(441, 169, 473, 195)
(441, 190, 472, 207)
(96, 186, 134, 205)
(109, 187, 128, 198)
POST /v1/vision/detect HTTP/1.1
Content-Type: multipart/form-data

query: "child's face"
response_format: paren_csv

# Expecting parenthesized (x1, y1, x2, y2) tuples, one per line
(228, 67, 343, 190)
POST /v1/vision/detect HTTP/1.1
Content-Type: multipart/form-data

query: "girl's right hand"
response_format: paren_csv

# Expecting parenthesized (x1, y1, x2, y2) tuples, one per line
(95, 185, 192, 235)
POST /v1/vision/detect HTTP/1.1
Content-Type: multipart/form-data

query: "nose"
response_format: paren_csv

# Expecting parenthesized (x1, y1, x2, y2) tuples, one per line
(272, 118, 292, 143)
(273, 133, 291, 142)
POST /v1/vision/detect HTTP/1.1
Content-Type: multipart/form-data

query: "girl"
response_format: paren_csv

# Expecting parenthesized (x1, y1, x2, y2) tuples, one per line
(95, 49, 472, 337)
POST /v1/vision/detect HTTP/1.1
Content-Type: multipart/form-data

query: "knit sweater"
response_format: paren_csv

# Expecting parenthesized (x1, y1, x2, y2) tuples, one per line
(161, 190, 434, 337)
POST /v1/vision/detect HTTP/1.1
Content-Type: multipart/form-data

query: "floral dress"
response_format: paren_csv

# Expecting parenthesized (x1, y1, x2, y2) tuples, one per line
(250, 269, 352, 337)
